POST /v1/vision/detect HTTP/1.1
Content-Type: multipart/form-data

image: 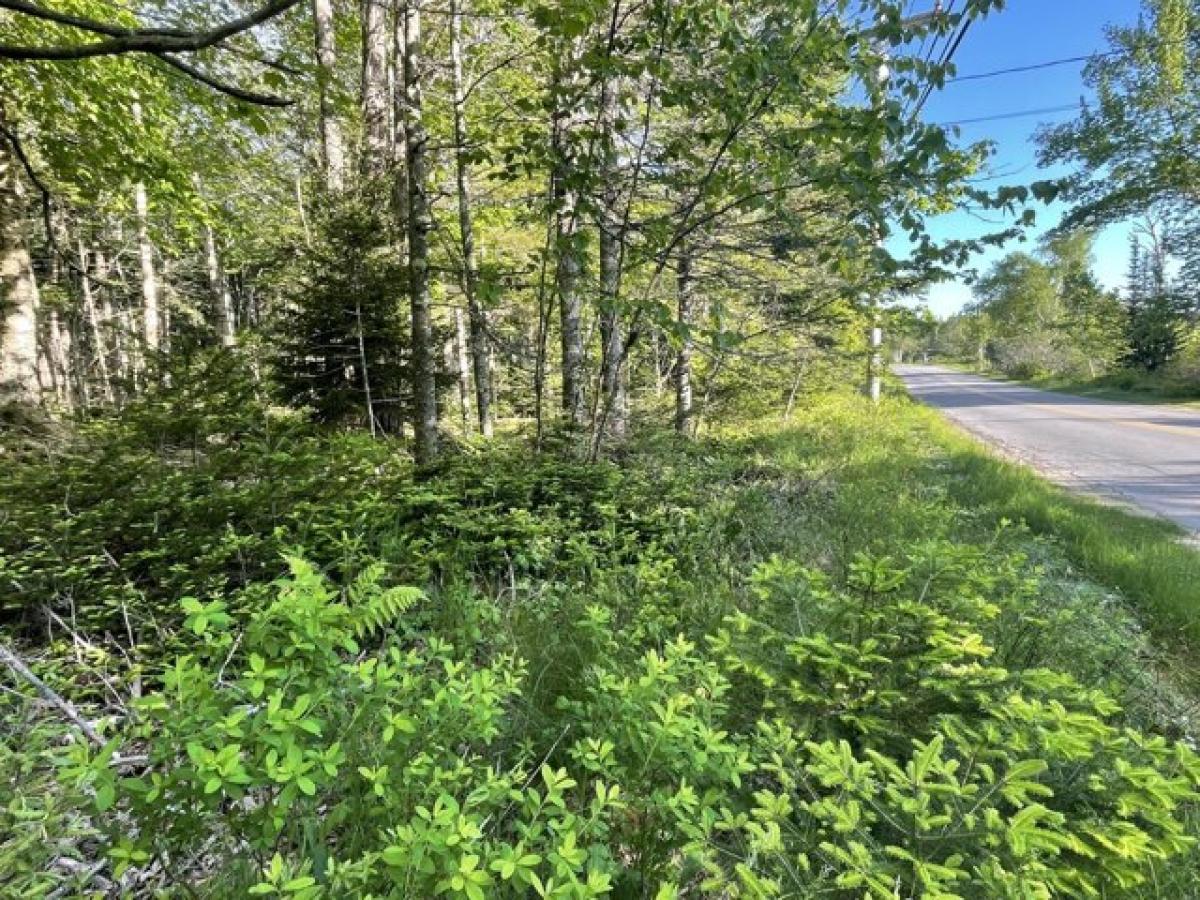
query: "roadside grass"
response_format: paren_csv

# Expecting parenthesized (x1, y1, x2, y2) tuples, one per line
(933, 360, 1200, 407)
(903, 393, 1200, 671)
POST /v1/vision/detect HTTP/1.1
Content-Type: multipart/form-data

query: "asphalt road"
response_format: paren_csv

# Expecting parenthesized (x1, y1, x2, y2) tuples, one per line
(895, 364, 1200, 534)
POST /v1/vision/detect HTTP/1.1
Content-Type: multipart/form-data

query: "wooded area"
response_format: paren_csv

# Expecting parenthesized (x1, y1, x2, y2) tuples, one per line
(0, 0, 1006, 447)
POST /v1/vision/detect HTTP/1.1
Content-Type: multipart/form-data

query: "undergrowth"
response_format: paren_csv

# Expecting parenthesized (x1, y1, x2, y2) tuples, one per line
(4, 369, 1200, 896)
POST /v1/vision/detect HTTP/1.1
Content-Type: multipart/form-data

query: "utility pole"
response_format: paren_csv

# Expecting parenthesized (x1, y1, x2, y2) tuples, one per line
(865, 4, 942, 403)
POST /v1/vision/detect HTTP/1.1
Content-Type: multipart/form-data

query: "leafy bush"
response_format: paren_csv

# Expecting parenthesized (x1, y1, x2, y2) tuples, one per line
(34, 551, 1196, 896)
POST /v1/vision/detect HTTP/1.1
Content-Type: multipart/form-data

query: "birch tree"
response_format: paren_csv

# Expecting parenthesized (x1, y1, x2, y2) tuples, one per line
(450, 0, 493, 437)
(401, 0, 439, 462)
(0, 126, 40, 404)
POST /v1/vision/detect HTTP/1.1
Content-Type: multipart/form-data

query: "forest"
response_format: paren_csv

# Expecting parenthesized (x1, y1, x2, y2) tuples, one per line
(4, 0, 1200, 896)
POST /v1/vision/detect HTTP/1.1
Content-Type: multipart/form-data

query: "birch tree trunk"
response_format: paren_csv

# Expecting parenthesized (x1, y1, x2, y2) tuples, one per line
(0, 125, 40, 404)
(313, 0, 346, 192)
(551, 62, 586, 428)
(450, 0, 493, 437)
(78, 239, 113, 403)
(361, 0, 390, 176)
(203, 224, 236, 347)
(134, 182, 158, 351)
(453, 306, 471, 432)
(132, 103, 161, 355)
(401, 0, 439, 463)
(596, 74, 626, 438)
(674, 247, 695, 435)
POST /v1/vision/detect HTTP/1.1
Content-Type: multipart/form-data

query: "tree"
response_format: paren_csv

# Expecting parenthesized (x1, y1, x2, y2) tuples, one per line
(0, 125, 40, 403)
(449, 0, 492, 438)
(400, 0, 438, 463)
(312, 0, 345, 191)
(1125, 236, 1184, 371)
(0, 0, 301, 105)
(1037, 0, 1200, 295)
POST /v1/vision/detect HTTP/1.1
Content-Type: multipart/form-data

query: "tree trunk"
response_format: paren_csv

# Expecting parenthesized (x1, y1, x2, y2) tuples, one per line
(552, 69, 585, 428)
(131, 103, 160, 355)
(203, 224, 235, 347)
(133, 183, 158, 353)
(78, 240, 113, 403)
(596, 74, 626, 439)
(391, 0, 409, 220)
(95, 249, 132, 392)
(45, 306, 72, 408)
(453, 306, 472, 432)
(313, 0, 346, 192)
(0, 126, 40, 405)
(674, 248, 694, 435)
(450, 0, 493, 437)
(354, 298, 377, 436)
(361, 0, 389, 176)
(401, 0, 439, 463)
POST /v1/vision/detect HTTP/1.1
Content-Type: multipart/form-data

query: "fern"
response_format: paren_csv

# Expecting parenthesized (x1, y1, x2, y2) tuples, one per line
(348, 564, 423, 637)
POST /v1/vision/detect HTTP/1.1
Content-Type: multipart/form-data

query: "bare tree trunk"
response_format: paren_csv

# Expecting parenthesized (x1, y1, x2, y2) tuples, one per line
(44, 307, 72, 408)
(401, 0, 439, 463)
(361, 0, 389, 176)
(354, 298, 377, 436)
(532, 192, 555, 448)
(552, 77, 585, 428)
(78, 240, 113, 403)
(596, 75, 626, 439)
(294, 176, 314, 249)
(131, 103, 160, 356)
(93, 249, 131, 394)
(0, 125, 40, 405)
(450, 0, 493, 437)
(69, 314, 90, 409)
(650, 328, 665, 397)
(674, 247, 694, 435)
(453, 306, 471, 432)
(203, 224, 235, 347)
(313, 0, 346, 192)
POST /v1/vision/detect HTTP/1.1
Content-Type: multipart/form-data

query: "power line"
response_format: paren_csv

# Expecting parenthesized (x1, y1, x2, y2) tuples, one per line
(947, 32, 1199, 83)
(935, 102, 1079, 127)
(912, 10, 973, 118)
(950, 52, 1105, 82)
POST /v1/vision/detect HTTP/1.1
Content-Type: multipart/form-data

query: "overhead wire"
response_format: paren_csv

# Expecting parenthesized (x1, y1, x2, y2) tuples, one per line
(935, 102, 1080, 127)
(949, 33, 1199, 83)
(911, 6, 973, 118)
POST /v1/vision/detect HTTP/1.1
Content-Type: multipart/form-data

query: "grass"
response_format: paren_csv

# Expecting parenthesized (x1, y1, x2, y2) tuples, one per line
(935, 360, 1200, 407)
(905, 393, 1200, 668)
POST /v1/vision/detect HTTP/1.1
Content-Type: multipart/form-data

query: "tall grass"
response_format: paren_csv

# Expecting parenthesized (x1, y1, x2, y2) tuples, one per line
(912, 401, 1200, 658)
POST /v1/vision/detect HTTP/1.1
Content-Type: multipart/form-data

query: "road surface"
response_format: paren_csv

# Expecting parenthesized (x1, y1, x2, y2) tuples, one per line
(896, 365, 1200, 534)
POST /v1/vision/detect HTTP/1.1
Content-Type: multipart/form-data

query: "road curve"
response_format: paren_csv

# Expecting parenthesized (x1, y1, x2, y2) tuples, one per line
(896, 364, 1200, 534)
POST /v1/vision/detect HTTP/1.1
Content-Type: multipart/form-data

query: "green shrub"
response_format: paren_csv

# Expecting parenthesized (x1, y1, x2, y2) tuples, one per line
(40, 552, 1197, 896)
(7, 388, 1200, 896)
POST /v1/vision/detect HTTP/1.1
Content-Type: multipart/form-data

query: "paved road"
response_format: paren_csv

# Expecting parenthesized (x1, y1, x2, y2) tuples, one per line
(896, 364, 1200, 534)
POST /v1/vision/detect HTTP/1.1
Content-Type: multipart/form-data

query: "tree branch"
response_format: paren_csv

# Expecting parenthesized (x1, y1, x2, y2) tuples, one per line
(155, 53, 292, 106)
(0, 0, 301, 61)
(0, 638, 104, 747)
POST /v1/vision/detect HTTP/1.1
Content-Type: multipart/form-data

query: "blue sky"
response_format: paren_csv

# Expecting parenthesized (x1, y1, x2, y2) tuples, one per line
(899, 0, 1145, 317)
